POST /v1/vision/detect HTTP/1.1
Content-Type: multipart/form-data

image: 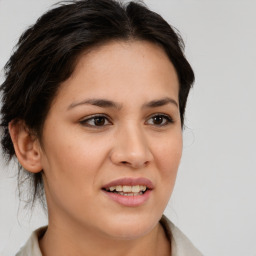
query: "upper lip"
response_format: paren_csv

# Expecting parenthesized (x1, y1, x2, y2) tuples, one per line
(102, 177, 154, 190)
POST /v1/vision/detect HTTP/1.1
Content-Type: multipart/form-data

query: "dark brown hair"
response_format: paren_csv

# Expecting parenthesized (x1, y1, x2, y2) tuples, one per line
(0, 0, 194, 206)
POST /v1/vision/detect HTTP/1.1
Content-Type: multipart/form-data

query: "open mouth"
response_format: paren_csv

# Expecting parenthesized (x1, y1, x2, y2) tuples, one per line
(103, 185, 149, 196)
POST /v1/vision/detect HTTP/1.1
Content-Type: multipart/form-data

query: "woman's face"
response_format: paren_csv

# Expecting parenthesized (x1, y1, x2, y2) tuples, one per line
(39, 40, 182, 239)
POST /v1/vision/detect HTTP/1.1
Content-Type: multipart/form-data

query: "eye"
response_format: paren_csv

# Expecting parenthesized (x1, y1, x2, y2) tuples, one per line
(146, 114, 173, 126)
(79, 115, 111, 127)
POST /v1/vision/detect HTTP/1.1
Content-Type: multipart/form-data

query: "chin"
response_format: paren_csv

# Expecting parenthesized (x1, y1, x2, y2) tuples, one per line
(100, 213, 160, 240)
(108, 225, 155, 240)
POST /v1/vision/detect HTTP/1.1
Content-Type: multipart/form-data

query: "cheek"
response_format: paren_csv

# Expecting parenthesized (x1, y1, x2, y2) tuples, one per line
(41, 129, 111, 189)
(151, 131, 182, 199)
(153, 132, 182, 175)
(40, 133, 109, 215)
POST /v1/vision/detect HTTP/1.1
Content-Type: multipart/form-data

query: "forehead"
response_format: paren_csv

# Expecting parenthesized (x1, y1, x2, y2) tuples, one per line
(53, 40, 179, 108)
(73, 40, 177, 80)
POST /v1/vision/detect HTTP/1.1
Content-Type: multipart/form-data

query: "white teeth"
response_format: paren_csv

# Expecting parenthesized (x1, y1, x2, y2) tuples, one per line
(116, 185, 122, 192)
(119, 192, 143, 196)
(123, 186, 131, 192)
(106, 185, 147, 193)
(140, 185, 147, 192)
(132, 185, 140, 193)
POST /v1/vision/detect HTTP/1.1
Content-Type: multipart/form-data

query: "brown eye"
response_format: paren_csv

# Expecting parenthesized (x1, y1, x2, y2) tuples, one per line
(94, 116, 106, 126)
(152, 116, 164, 125)
(146, 114, 173, 126)
(80, 115, 111, 127)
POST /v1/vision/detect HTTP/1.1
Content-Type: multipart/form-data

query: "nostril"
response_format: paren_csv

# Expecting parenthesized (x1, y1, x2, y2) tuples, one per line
(144, 161, 150, 166)
(120, 160, 149, 169)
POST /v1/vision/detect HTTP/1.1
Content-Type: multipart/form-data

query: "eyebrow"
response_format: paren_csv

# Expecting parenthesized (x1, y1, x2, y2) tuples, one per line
(142, 97, 178, 109)
(67, 97, 178, 110)
(67, 98, 122, 110)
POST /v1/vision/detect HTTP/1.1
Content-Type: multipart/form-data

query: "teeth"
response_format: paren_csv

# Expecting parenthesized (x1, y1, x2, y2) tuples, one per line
(107, 185, 147, 193)
(123, 185, 130, 192)
(116, 185, 122, 192)
(140, 185, 147, 192)
(118, 192, 143, 196)
(132, 185, 140, 193)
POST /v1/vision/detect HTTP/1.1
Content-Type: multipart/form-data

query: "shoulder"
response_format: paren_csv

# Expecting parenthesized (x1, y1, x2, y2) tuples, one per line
(15, 227, 46, 256)
(160, 215, 203, 256)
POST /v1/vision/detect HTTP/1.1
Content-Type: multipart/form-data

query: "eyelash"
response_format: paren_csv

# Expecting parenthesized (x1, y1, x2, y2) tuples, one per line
(79, 114, 112, 128)
(79, 113, 173, 128)
(146, 113, 174, 126)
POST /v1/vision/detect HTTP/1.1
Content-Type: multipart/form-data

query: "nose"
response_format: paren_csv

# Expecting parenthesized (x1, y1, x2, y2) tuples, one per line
(110, 124, 153, 169)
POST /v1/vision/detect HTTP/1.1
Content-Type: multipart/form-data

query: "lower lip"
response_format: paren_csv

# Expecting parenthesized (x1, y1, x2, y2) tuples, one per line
(102, 189, 152, 207)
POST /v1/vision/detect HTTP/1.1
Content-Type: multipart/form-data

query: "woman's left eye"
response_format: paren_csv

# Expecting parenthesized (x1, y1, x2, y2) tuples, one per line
(146, 114, 173, 126)
(79, 115, 111, 127)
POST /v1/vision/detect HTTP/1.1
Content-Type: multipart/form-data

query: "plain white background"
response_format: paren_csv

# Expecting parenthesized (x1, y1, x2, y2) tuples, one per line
(0, 0, 256, 255)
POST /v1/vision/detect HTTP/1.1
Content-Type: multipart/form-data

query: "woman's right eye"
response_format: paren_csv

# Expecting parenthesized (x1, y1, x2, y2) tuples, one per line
(79, 115, 111, 127)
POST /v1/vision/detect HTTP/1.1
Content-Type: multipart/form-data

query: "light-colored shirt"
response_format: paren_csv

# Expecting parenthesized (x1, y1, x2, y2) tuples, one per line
(16, 215, 203, 256)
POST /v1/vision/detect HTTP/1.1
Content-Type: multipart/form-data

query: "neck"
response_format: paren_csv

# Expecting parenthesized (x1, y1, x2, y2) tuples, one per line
(39, 216, 171, 256)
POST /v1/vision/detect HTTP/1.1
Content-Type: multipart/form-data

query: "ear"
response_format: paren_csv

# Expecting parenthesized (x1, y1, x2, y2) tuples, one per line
(8, 120, 43, 173)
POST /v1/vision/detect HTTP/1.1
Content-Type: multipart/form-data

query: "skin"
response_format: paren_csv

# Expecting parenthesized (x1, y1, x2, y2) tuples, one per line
(11, 40, 182, 256)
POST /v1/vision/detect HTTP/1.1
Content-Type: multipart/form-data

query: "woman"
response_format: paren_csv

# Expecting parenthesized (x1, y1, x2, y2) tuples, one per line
(0, 0, 202, 255)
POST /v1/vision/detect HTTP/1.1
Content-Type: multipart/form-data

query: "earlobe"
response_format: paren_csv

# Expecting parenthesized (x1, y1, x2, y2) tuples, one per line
(8, 120, 43, 173)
